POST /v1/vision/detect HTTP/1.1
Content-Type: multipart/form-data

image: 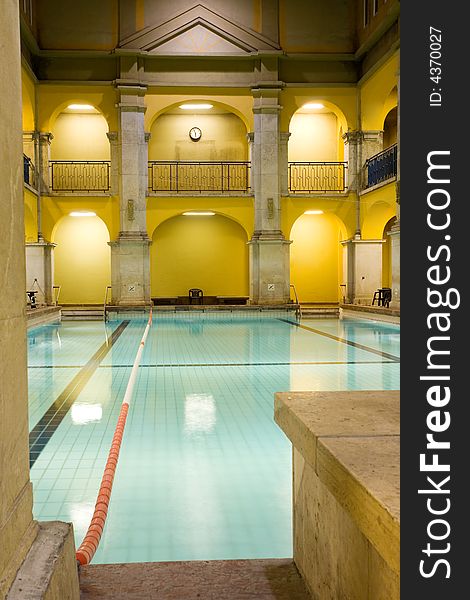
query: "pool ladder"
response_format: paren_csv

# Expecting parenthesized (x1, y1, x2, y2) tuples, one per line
(290, 284, 302, 322)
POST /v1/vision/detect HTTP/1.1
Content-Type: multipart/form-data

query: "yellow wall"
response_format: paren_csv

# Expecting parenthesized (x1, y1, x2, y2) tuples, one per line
(382, 218, 393, 288)
(360, 53, 399, 130)
(41, 196, 119, 242)
(22, 66, 36, 130)
(24, 189, 38, 242)
(281, 196, 355, 240)
(151, 214, 249, 297)
(290, 213, 344, 303)
(51, 113, 110, 160)
(53, 215, 111, 303)
(149, 113, 247, 161)
(360, 182, 396, 239)
(288, 112, 338, 161)
(145, 91, 254, 132)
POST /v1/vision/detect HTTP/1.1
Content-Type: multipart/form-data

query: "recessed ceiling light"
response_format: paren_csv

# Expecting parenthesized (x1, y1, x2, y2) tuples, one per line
(70, 211, 96, 217)
(182, 211, 215, 216)
(304, 210, 324, 215)
(179, 103, 213, 110)
(67, 104, 95, 110)
(302, 103, 325, 109)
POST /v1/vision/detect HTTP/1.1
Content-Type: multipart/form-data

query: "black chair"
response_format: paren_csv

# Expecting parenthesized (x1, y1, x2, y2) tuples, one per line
(188, 288, 203, 305)
(381, 287, 392, 307)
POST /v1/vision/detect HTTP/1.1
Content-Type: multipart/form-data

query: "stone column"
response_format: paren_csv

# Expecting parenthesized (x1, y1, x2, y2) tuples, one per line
(106, 131, 119, 195)
(25, 242, 56, 305)
(342, 239, 385, 305)
(38, 132, 53, 194)
(248, 88, 291, 305)
(0, 3, 79, 597)
(279, 131, 291, 196)
(342, 130, 362, 238)
(110, 85, 151, 305)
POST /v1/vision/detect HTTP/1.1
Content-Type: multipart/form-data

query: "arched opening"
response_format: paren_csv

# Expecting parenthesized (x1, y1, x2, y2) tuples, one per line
(382, 217, 395, 287)
(52, 214, 111, 304)
(290, 211, 346, 303)
(148, 103, 249, 193)
(383, 106, 398, 149)
(50, 104, 109, 161)
(287, 102, 347, 193)
(151, 213, 249, 298)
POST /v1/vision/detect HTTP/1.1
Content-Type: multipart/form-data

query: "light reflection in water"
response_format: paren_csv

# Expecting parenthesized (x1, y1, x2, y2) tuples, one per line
(71, 403, 103, 425)
(184, 393, 216, 434)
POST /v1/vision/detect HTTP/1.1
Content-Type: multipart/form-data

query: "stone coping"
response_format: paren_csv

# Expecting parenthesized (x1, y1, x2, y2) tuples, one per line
(274, 390, 400, 574)
(340, 304, 400, 324)
(26, 306, 61, 329)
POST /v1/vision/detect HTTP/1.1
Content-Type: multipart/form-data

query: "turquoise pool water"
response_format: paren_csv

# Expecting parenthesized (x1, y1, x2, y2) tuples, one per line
(27, 312, 400, 564)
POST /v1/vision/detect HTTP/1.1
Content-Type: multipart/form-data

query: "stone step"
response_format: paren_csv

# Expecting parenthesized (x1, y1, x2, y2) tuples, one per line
(79, 559, 310, 600)
(61, 307, 104, 321)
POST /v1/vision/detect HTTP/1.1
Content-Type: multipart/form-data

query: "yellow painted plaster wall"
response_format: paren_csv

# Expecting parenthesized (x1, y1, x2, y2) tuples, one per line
(41, 196, 119, 242)
(149, 113, 247, 161)
(288, 112, 339, 161)
(22, 66, 36, 130)
(145, 91, 254, 132)
(151, 214, 249, 297)
(53, 215, 111, 304)
(37, 85, 117, 132)
(51, 113, 110, 160)
(360, 53, 399, 130)
(281, 196, 355, 241)
(24, 188, 38, 242)
(290, 213, 344, 303)
(147, 196, 253, 240)
(360, 182, 396, 239)
(281, 87, 357, 132)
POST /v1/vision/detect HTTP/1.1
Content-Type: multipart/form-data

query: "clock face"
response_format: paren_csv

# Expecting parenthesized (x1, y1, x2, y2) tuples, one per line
(189, 127, 202, 141)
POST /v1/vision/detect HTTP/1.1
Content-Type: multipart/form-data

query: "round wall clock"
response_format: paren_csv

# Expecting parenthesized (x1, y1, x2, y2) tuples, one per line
(189, 127, 202, 142)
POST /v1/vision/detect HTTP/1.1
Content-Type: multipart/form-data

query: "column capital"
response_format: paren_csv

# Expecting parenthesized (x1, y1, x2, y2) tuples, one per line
(116, 85, 147, 113)
(38, 132, 54, 144)
(280, 131, 291, 142)
(106, 131, 118, 142)
(144, 132, 151, 143)
(246, 132, 255, 143)
(362, 130, 384, 143)
(342, 130, 362, 145)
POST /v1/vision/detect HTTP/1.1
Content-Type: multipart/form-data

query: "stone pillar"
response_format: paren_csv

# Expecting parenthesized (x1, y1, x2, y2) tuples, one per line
(38, 132, 53, 194)
(106, 131, 119, 195)
(342, 239, 385, 305)
(279, 131, 291, 196)
(0, 3, 79, 597)
(248, 88, 291, 304)
(25, 242, 56, 305)
(110, 85, 151, 305)
(389, 70, 400, 310)
(342, 130, 362, 238)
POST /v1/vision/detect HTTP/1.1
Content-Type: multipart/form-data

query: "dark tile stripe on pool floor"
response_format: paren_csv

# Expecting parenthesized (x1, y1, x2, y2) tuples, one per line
(277, 318, 400, 362)
(28, 320, 130, 467)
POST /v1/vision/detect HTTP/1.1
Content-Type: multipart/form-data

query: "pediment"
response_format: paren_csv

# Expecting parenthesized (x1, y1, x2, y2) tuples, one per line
(120, 4, 280, 55)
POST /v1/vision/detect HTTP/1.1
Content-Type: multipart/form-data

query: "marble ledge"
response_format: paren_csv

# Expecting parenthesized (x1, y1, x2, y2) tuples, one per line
(274, 390, 400, 573)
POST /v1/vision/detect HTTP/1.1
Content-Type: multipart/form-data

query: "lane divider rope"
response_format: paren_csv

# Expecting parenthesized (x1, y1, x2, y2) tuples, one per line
(75, 309, 153, 566)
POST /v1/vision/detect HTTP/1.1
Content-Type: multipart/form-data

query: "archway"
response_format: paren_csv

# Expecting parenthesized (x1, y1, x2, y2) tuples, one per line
(52, 214, 111, 304)
(151, 213, 249, 297)
(383, 106, 397, 149)
(290, 211, 347, 303)
(50, 104, 110, 161)
(148, 103, 248, 162)
(382, 217, 396, 288)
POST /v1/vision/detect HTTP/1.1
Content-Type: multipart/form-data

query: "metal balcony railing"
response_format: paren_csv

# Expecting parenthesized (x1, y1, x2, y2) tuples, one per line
(23, 154, 37, 189)
(364, 144, 397, 189)
(288, 162, 348, 193)
(148, 161, 251, 193)
(50, 161, 111, 192)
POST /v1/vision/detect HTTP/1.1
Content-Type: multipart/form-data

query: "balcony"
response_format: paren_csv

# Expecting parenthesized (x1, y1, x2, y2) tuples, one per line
(23, 154, 37, 190)
(288, 162, 348, 193)
(364, 144, 397, 189)
(148, 161, 251, 194)
(50, 161, 111, 193)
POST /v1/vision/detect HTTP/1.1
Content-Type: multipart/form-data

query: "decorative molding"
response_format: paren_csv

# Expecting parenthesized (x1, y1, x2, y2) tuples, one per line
(119, 4, 281, 55)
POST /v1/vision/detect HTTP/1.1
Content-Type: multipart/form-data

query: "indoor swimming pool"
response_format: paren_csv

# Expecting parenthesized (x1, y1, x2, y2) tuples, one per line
(27, 311, 400, 564)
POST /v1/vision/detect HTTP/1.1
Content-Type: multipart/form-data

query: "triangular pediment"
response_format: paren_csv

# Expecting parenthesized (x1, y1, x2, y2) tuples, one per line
(120, 4, 281, 55)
